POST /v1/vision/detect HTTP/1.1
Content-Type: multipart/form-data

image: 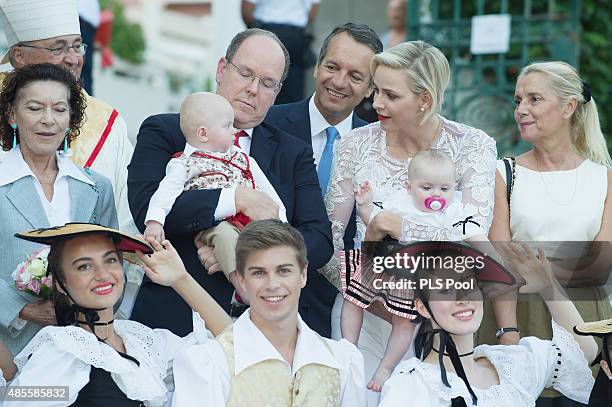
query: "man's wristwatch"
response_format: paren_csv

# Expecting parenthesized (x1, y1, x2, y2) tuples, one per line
(496, 327, 520, 339)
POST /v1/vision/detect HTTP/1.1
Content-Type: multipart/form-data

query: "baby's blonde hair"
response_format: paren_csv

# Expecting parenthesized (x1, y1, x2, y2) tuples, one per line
(407, 149, 455, 181)
(179, 92, 234, 142)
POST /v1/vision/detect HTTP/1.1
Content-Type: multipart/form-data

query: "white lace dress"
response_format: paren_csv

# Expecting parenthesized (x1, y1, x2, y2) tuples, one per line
(321, 117, 497, 290)
(4, 312, 210, 407)
(379, 321, 595, 406)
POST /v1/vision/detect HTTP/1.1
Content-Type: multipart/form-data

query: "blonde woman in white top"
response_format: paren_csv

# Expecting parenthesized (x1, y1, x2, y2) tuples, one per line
(486, 61, 612, 405)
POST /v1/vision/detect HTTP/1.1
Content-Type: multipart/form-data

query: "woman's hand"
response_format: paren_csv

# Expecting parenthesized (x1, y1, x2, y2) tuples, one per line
(365, 211, 402, 241)
(499, 243, 555, 295)
(136, 238, 188, 288)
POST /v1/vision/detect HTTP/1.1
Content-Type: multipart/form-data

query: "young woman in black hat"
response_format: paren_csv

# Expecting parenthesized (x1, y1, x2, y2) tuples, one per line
(5, 223, 231, 407)
(378, 243, 598, 406)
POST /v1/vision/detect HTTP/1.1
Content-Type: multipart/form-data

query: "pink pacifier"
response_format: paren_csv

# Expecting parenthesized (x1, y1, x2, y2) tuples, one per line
(424, 196, 446, 211)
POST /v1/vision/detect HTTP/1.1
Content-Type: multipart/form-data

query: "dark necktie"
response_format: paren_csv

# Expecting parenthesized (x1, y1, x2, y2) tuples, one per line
(233, 130, 249, 148)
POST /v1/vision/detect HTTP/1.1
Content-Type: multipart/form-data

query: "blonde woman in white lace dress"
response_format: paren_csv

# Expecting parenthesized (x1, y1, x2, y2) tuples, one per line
(321, 41, 497, 405)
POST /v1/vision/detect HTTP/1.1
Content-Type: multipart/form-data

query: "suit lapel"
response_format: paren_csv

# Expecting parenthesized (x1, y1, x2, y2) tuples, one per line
(250, 125, 278, 174)
(286, 99, 312, 145)
(351, 113, 367, 130)
(6, 177, 50, 229)
(69, 177, 98, 223)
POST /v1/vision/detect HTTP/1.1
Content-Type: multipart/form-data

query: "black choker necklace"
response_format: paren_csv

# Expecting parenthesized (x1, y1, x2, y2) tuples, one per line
(77, 319, 114, 326)
(432, 347, 474, 357)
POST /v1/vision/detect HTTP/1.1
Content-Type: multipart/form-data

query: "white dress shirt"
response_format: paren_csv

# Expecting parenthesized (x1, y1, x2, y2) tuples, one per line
(145, 141, 286, 226)
(247, 0, 320, 27)
(172, 310, 366, 406)
(308, 94, 354, 168)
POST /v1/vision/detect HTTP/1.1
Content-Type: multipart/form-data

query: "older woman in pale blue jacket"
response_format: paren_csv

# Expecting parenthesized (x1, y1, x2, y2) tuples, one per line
(0, 63, 118, 355)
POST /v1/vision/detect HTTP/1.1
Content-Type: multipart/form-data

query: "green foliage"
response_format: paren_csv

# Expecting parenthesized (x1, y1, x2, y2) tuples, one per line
(417, 0, 611, 152)
(578, 0, 612, 145)
(99, 0, 146, 65)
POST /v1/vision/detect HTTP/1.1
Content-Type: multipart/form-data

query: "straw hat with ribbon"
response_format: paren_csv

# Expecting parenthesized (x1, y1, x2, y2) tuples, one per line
(574, 319, 612, 368)
(0, 0, 81, 64)
(15, 223, 152, 353)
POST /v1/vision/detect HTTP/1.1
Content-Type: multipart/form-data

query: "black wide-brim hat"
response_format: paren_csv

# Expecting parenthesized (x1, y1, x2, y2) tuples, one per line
(15, 222, 153, 255)
(362, 240, 520, 286)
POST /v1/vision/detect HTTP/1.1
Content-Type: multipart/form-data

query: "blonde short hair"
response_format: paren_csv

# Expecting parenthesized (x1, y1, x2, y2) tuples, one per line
(371, 41, 450, 124)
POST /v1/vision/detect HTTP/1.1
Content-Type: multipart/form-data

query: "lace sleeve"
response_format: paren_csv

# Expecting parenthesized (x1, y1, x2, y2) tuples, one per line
(319, 135, 357, 290)
(519, 320, 595, 404)
(455, 129, 497, 233)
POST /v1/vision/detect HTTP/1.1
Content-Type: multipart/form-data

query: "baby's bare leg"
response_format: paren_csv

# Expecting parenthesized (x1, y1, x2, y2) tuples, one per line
(341, 299, 365, 345)
(368, 314, 415, 392)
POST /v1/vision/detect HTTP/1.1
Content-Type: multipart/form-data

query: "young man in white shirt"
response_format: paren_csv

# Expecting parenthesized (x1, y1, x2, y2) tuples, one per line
(171, 219, 365, 407)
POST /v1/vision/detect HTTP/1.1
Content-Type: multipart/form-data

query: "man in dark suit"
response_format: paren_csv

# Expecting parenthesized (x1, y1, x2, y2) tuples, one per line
(127, 29, 334, 337)
(266, 23, 383, 251)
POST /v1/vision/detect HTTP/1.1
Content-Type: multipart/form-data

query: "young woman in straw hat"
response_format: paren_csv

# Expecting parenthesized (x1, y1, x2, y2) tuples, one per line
(5, 223, 231, 407)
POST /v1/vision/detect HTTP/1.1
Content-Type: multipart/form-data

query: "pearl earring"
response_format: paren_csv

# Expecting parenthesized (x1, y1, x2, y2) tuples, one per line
(420, 107, 425, 112)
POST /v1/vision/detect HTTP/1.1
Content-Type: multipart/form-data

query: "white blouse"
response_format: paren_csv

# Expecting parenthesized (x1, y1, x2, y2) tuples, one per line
(5, 312, 210, 407)
(0, 368, 5, 386)
(379, 321, 594, 406)
(171, 310, 366, 407)
(321, 118, 497, 288)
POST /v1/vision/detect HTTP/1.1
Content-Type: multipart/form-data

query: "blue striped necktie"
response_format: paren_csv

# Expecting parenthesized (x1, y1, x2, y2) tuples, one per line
(318, 126, 339, 195)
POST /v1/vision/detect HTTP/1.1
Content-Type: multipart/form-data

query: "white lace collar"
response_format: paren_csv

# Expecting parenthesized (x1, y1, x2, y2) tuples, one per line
(394, 351, 522, 406)
(14, 321, 170, 405)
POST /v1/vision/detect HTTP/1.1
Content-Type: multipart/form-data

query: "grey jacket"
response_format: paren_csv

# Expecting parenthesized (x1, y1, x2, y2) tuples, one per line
(0, 167, 118, 354)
